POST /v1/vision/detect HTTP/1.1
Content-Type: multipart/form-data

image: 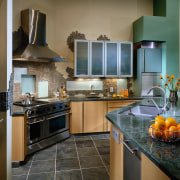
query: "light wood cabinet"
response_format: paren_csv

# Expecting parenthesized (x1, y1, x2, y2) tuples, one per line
(70, 102, 83, 134)
(141, 153, 170, 180)
(70, 100, 139, 134)
(70, 101, 107, 133)
(110, 125, 124, 180)
(84, 101, 106, 133)
(12, 114, 27, 162)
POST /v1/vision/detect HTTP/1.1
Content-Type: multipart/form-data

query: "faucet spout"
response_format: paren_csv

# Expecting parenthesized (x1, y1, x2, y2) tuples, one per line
(147, 86, 167, 112)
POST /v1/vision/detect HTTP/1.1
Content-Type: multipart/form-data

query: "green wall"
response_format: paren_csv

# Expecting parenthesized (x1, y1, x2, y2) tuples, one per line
(133, 0, 179, 79)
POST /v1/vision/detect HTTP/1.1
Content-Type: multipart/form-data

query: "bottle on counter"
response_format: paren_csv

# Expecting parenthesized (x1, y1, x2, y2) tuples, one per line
(61, 83, 66, 98)
(63, 83, 66, 97)
(61, 83, 64, 98)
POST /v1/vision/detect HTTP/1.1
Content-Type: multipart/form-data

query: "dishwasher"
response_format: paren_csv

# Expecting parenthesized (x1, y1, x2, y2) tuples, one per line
(121, 136, 141, 180)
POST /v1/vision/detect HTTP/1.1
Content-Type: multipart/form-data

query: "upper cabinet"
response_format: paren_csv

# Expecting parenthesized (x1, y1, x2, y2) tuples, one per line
(90, 41, 104, 77)
(105, 41, 119, 77)
(74, 40, 89, 77)
(120, 42, 133, 77)
(74, 40, 133, 77)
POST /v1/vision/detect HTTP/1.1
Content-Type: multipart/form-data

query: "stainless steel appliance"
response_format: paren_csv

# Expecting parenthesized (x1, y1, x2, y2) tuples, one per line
(121, 136, 141, 180)
(13, 9, 68, 62)
(14, 100, 70, 154)
(133, 44, 162, 97)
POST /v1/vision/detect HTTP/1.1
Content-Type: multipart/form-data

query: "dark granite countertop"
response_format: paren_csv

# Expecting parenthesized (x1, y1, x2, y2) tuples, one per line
(106, 98, 180, 180)
(12, 105, 27, 115)
(12, 96, 145, 115)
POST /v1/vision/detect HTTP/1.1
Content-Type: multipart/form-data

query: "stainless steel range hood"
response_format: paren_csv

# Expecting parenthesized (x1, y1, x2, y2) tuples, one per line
(13, 9, 68, 62)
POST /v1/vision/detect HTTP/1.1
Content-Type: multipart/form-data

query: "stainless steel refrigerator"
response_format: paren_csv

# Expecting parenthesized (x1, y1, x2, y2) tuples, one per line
(133, 48, 162, 96)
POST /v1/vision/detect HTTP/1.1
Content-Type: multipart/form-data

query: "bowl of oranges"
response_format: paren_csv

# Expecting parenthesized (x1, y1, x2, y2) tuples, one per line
(148, 116, 180, 142)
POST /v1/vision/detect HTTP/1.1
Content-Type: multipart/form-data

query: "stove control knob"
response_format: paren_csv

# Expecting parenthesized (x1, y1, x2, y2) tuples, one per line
(27, 110, 31, 115)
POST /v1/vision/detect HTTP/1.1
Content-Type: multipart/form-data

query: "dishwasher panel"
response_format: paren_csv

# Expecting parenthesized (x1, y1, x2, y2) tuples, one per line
(123, 137, 141, 180)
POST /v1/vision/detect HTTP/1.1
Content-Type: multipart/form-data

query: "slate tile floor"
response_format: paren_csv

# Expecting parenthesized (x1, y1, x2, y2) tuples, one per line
(12, 133, 110, 180)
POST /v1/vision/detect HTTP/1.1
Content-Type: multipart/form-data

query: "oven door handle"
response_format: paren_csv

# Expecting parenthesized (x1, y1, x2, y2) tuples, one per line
(27, 119, 44, 125)
(46, 112, 71, 120)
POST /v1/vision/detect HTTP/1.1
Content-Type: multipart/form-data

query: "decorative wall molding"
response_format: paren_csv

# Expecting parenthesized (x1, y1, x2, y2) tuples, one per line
(67, 31, 86, 52)
(97, 35, 110, 41)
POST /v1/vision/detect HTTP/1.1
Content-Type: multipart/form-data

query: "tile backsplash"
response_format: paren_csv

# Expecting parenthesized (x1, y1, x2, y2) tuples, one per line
(13, 61, 132, 101)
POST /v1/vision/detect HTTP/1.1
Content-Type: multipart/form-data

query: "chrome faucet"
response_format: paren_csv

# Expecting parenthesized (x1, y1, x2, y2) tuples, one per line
(90, 84, 96, 95)
(147, 86, 167, 112)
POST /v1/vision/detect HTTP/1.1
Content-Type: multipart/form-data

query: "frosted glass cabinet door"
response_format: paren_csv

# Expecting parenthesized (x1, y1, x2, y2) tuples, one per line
(105, 42, 119, 77)
(74, 40, 89, 77)
(90, 41, 104, 77)
(120, 42, 133, 77)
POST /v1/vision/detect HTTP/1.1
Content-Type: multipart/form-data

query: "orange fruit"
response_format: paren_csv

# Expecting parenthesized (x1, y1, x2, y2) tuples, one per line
(162, 128, 170, 140)
(169, 125, 178, 138)
(152, 128, 162, 139)
(177, 124, 180, 138)
(165, 117, 177, 129)
(177, 123, 180, 130)
(155, 115, 166, 122)
(155, 119, 165, 130)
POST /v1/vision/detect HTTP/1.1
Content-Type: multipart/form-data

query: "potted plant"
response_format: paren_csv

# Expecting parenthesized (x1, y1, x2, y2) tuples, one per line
(158, 75, 180, 102)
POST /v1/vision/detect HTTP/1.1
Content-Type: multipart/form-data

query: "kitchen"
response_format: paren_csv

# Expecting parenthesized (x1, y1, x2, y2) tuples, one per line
(0, 0, 180, 180)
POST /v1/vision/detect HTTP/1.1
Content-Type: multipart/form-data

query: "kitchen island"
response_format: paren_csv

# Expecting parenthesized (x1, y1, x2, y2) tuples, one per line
(106, 98, 180, 180)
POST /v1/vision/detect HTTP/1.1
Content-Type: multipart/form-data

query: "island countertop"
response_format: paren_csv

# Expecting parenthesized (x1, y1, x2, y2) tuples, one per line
(106, 98, 180, 180)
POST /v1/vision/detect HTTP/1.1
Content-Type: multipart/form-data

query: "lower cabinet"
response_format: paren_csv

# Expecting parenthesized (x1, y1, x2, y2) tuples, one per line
(70, 100, 140, 134)
(12, 114, 27, 162)
(141, 153, 170, 180)
(84, 101, 106, 133)
(110, 124, 171, 180)
(70, 102, 83, 134)
(110, 125, 124, 180)
(70, 101, 107, 133)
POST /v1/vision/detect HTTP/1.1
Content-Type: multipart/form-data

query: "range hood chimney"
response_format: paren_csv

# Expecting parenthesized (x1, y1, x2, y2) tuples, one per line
(13, 9, 68, 62)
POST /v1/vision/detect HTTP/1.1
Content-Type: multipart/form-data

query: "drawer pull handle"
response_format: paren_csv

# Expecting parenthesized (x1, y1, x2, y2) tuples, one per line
(0, 118, 4, 123)
(120, 138, 137, 155)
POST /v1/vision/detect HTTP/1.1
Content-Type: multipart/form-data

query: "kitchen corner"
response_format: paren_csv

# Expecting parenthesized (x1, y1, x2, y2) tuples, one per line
(1, 0, 179, 180)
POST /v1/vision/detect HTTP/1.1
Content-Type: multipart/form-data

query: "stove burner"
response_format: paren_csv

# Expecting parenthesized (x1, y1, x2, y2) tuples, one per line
(13, 101, 48, 107)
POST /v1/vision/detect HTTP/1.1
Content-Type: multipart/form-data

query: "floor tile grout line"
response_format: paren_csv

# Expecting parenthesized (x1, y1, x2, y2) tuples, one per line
(74, 137, 84, 180)
(54, 143, 57, 180)
(25, 155, 34, 180)
(90, 136, 110, 176)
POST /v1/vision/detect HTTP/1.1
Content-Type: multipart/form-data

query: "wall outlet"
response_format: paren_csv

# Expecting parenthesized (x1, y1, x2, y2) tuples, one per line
(110, 87, 113, 93)
(112, 127, 119, 144)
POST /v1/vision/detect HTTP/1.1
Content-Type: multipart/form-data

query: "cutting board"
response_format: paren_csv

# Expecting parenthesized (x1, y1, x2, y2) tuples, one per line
(38, 81, 48, 98)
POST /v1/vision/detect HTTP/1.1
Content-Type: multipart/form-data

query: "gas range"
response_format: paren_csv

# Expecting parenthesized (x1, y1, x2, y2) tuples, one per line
(13, 97, 66, 107)
(13, 98, 70, 155)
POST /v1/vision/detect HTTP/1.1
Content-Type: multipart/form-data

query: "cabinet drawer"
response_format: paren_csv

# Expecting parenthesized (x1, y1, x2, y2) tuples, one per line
(108, 100, 139, 108)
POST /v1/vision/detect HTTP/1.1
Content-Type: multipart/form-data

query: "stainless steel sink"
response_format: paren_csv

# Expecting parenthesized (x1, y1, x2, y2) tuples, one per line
(86, 96, 101, 99)
(121, 105, 161, 118)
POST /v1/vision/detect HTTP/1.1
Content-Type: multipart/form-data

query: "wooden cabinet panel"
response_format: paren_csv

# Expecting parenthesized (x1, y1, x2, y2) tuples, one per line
(141, 153, 170, 180)
(70, 102, 83, 134)
(12, 114, 27, 162)
(108, 100, 139, 108)
(84, 101, 106, 133)
(110, 125, 124, 180)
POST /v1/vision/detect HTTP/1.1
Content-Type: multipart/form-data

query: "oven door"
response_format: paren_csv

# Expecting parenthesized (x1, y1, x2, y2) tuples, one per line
(45, 110, 70, 137)
(27, 116, 45, 145)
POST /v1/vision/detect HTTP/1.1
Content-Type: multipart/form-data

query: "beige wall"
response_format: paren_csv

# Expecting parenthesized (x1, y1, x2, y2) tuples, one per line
(13, 0, 153, 78)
